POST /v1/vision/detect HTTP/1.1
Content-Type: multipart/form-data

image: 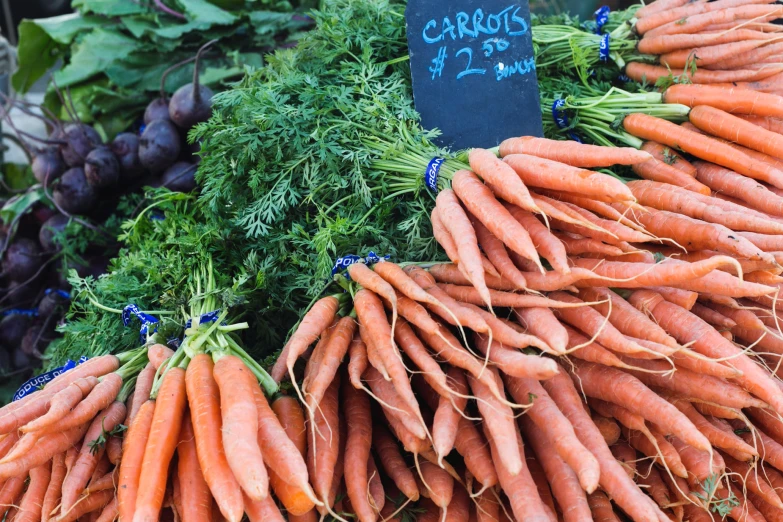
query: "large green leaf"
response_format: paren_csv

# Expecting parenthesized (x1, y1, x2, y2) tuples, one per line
(176, 0, 238, 24)
(72, 0, 148, 16)
(0, 187, 44, 226)
(53, 28, 142, 87)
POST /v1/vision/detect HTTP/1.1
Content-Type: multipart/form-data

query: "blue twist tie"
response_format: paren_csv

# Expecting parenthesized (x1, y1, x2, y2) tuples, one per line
(551, 100, 583, 144)
(13, 356, 88, 401)
(2, 308, 38, 317)
(184, 310, 223, 330)
(45, 289, 71, 299)
(331, 251, 391, 278)
(122, 304, 160, 343)
(425, 158, 445, 193)
(617, 73, 632, 83)
(599, 34, 611, 62)
(594, 6, 610, 33)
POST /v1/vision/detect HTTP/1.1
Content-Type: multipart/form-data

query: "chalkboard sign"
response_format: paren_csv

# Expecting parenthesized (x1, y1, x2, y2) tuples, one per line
(406, 0, 544, 150)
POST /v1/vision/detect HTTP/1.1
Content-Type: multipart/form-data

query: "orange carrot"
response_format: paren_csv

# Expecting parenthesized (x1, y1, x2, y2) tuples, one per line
(20, 376, 99, 433)
(691, 303, 737, 329)
(639, 28, 779, 55)
(636, 0, 706, 19)
(696, 162, 783, 218)
(473, 334, 559, 380)
(271, 295, 340, 383)
(373, 422, 418, 501)
(243, 493, 285, 522)
(308, 375, 340, 515)
(435, 189, 492, 307)
(514, 307, 568, 354)
(62, 401, 126, 511)
(432, 207, 500, 280)
(499, 136, 650, 167)
(587, 491, 620, 522)
(42, 453, 66, 522)
(432, 367, 468, 465)
(636, 0, 775, 33)
(641, 141, 697, 176)
(128, 363, 155, 424)
(118, 400, 154, 522)
(148, 344, 174, 370)
(364, 366, 427, 441)
(343, 378, 376, 522)
(542, 367, 671, 522)
(722, 452, 783, 509)
(54, 490, 114, 522)
(506, 375, 600, 492)
(665, 83, 783, 119)
(738, 114, 783, 134)
(177, 413, 213, 522)
(367, 456, 385, 514)
(0, 423, 88, 480)
(646, 5, 783, 39)
(506, 204, 570, 273)
(133, 367, 186, 522)
(469, 148, 539, 212)
(42, 373, 123, 434)
(15, 462, 51, 522)
(671, 436, 725, 487)
(593, 415, 621, 445)
(690, 104, 783, 160)
(471, 216, 528, 289)
(94, 498, 119, 522)
(692, 402, 742, 420)
(185, 354, 243, 522)
(624, 112, 783, 186)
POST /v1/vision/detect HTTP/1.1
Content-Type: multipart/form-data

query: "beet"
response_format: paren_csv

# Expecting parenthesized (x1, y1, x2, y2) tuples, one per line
(139, 119, 181, 174)
(60, 123, 102, 167)
(144, 97, 171, 124)
(0, 314, 31, 349)
(111, 133, 144, 180)
(21, 324, 49, 358)
(3, 238, 43, 282)
(4, 280, 40, 308)
(169, 42, 214, 129)
(31, 147, 66, 184)
(161, 162, 197, 192)
(38, 291, 68, 319)
(84, 146, 120, 188)
(53, 167, 97, 214)
(39, 214, 70, 252)
(12, 347, 32, 369)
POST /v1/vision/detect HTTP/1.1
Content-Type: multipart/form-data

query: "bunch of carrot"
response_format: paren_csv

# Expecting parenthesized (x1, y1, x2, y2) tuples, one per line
(625, 0, 783, 93)
(0, 347, 149, 522)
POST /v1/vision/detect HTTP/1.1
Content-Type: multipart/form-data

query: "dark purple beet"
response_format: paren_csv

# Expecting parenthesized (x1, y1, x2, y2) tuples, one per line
(3, 238, 43, 282)
(161, 162, 197, 192)
(53, 167, 97, 214)
(111, 133, 143, 180)
(39, 214, 70, 252)
(4, 280, 40, 308)
(169, 83, 213, 129)
(84, 146, 120, 188)
(21, 324, 49, 357)
(144, 97, 171, 124)
(0, 314, 31, 349)
(139, 119, 181, 174)
(60, 123, 102, 167)
(12, 347, 32, 369)
(38, 292, 68, 319)
(32, 206, 58, 226)
(31, 147, 66, 184)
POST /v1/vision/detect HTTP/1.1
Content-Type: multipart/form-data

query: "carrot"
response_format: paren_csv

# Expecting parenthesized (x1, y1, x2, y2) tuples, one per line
(665, 84, 783, 119)
(691, 303, 737, 329)
(578, 287, 677, 348)
(127, 363, 155, 425)
(610, 441, 637, 480)
(499, 136, 650, 167)
(343, 378, 375, 522)
(213, 356, 268, 502)
(453, 418, 498, 489)
(738, 114, 783, 134)
(42, 453, 66, 522)
(243, 492, 285, 522)
(148, 344, 174, 370)
(552, 200, 654, 244)
(623, 112, 783, 187)
(176, 413, 213, 522)
(432, 207, 500, 280)
(641, 141, 697, 176)
(646, 5, 783, 38)
(692, 402, 742, 420)
(118, 400, 154, 522)
(696, 164, 783, 218)
(543, 367, 674, 522)
(514, 307, 568, 354)
(419, 459, 454, 513)
(593, 415, 621, 445)
(21, 376, 99, 433)
(373, 422, 418, 502)
(467, 368, 520, 476)
(366, 455, 385, 514)
(272, 295, 340, 383)
(563, 326, 626, 369)
(53, 490, 114, 522)
(636, 0, 706, 18)
(506, 205, 570, 274)
(0, 422, 87, 480)
(0, 476, 25, 516)
(347, 335, 368, 391)
(393, 320, 451, 399)
(62, 401, 126, 511)
(364, 367, 427, 440)
(722, 452, 783, 509)
(628, 179, 783, 235)
(507, 376, 600, 492)
(636, 462, 677, 520)
(84, 467, 119, 495)
(690, 104, 783, 160)
(636, 0, 775, 33)
(469, 217, 530, 290)
(436, 283, 592, 311)
(483, 421, 552, 522)
(15, 462, 51, 522)
(550, 291, 649, 355)
(661, 38, 773, 69)
(671, 436, 725, 487)
(570, 359, 710, 451)
(639, 28, 779, 55)
(739, 424, 783, 471)
(587, 491, 620, 522)
(310, 377, 342, 517)
(554, 233, 623, 257)
(631, 290, 783, 413)
(626, 61, 783, 85)
(668, 269, 776, 298)
(533, 190, 650, 232)
(453, 170, 543, 271)
(469, 148, 539, 212)
(39, 373, 122, 435)
(504, 153, 635, 202)
(435, 189, 493, 307)
(94, 497, 118, 522)
(589, 399, 646, 432)
(432, 367, 468, 465)
(749, 491, 783, 522)
(133, 367, 186, 522)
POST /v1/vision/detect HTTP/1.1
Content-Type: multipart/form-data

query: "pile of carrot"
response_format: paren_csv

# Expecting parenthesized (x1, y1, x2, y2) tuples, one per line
(625, 0, 783, 94)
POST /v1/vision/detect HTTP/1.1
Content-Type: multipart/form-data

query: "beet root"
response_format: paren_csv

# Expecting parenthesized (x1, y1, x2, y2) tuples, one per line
(84, 146, 120, 188)
(53, 167, 97, 214)
(111, 133, 144, 180)
(144, 97, 171, 124)
(39, 214, 70, 252)
(32, 147, 66, 184)
(60, 124, 102, 167)
(162, 161, 197, 192)
(0, 314, 31, 349)
(3, 238, 43, 282)
(139, 119, 181, 174)
(169, 83, 213, 129)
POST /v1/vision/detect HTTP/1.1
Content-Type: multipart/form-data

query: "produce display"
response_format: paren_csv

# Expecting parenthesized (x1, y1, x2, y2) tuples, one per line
(3, 0, 783, 520)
